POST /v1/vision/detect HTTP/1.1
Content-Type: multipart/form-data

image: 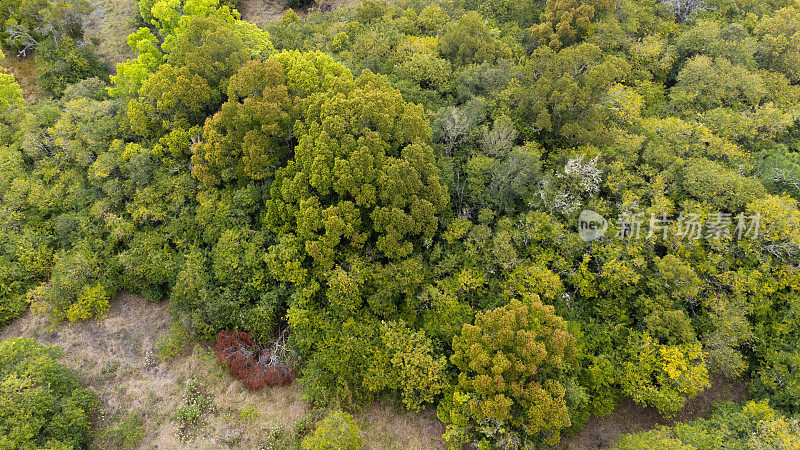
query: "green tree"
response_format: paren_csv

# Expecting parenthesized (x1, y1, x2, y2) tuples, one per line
(265, 65, 447, 270)
(117, 229, 179, 302)
(108, 27, 164, 97)
(26, 245, 111, 323)
(126, 16, 250, 138)
(296, 317, 380, 406)
(747, 193, 800, 264)
(755, 3, 800, 83)
(438, 12, 513, 66)
(191, 59, 296, 186)
(0, 51, 23, 144)
(669, 55, 800, 144)
(1, 0, 91, 55)
(51, 95, 123, 166)
(501, 43, 631, 146)
(439, 295, 576, 447)
(621, 332, 710, 416)
(364, 321, 447, 411)
(34, 37, 106, 97)
(0, 52, 22, 112)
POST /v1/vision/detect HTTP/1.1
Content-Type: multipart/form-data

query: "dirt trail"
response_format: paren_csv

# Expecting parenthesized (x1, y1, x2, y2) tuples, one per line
(562, 373, 748, 449)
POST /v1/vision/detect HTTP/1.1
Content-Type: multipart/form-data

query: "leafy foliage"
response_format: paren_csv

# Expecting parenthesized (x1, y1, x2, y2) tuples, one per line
(34, 37, 106, 97)
(621, 332, 710, 416)
(439, 295, 576, 447)
(6, 0, 800, 447)
(0, 338, 97, 449)
(300, 409, 363, 450)
(531, 0, 616, 50)
(615, 400, 800, 449)
(364, 321, 447, 411)
(265, 63, 447, 269)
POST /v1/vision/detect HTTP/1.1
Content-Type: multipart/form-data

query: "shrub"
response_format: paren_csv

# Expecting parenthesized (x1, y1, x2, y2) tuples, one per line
(0, 293, 26, 328)
(261, 423, 306, 449)
(156, 320, 191, 361)
(0, 338, 97, 449)
(35, 37, 107, 97)
(292, 410, 324, 440)
(171, 378, 215, 442)
(214, 330, 295, 390)
(65, 281, 111, 322)
(27, 247, 111, 324)
(301, 410, 363, 450)
(101, 410, 146, 449)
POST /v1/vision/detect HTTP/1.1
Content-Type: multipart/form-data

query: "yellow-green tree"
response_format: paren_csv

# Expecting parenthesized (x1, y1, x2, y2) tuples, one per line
(500, 43, 631, 146)
(531, 0, 616, 50)
(440, 295, 576, 448)
(755, 3, 800, 83)
(363, 321, 447, 411)
(621, 332, 710, 416)
(192, 59, 296, 186)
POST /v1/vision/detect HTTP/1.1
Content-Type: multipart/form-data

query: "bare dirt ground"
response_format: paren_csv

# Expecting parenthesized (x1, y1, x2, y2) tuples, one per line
(1, 293, 445, 449)
(561, 373, 748, 449)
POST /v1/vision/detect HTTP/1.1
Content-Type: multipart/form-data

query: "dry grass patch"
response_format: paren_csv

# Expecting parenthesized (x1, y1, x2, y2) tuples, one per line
(84, 0, 138, 66)
(0, 294, 311, 448)
(356, 403, 445, 450)
(1, 50, 41, 101)
(1, 293, 447, 448)
(238, 0, 289, 27)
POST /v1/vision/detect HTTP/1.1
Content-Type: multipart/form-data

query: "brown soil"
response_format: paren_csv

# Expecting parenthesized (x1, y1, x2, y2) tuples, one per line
(561, 373, 749, 449)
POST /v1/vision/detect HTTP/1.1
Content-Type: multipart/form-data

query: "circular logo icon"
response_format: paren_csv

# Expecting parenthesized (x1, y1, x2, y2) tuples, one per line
(578, 209, 608, 242)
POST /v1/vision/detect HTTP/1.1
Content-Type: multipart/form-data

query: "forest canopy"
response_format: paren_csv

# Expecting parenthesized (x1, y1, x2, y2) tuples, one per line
(1, 0, 800, 447)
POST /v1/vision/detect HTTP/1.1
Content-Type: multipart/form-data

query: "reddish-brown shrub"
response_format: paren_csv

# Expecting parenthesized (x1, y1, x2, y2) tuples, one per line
(214, 330, 295, 390)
